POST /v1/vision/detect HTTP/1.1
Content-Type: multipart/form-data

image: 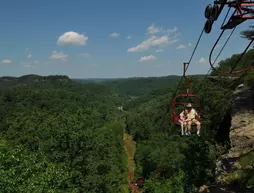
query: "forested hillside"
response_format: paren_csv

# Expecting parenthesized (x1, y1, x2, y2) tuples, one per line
(2, 0, 254, 192)
(122, 48, 254, 192)
(123, 77, 232, 192)
(0, 77, 127, 192)
(0, 49, 253, 192)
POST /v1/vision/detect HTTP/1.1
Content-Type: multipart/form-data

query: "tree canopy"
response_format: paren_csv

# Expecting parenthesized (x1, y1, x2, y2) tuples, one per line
(0, 46, 253, 193)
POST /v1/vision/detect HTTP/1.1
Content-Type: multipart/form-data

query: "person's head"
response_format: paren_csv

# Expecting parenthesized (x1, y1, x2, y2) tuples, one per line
(186, 103, 192, 112)
(184, 108, 188, 114)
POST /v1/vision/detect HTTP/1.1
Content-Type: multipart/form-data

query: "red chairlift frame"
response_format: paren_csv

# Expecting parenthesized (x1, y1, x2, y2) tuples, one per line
(221, 0, 254, 30)
(171, 62, 201, 125)
(204, 0, 254, 74)
(205, 0, 254, 33)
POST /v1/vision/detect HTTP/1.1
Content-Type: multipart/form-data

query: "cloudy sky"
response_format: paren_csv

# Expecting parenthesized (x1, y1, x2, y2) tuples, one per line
(0, 0, 252, 78)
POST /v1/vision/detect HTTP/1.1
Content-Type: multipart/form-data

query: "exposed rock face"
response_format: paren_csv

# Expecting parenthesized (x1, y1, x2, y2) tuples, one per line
(230, 86, 254, 155)
(230, 112, 254, 155)
(215, 85, 254, 192)
(199, 85, 254, 193)
(232, 87, 254, 116)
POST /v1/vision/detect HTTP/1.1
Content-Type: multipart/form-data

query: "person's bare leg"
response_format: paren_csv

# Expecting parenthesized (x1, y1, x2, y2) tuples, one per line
(196, 121, 201, 136)
(188, 122, 192, 135)
(180, 121, 184, 135)
(184, 122, 188, 135)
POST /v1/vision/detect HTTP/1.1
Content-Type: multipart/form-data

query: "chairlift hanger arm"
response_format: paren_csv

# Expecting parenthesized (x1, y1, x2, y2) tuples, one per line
(221, 2, 254, 29)
(204, 0, 254, 75)
(204, 0, 254, 33)
(209, 35, 254, 75)
(183, 62, 190, 93)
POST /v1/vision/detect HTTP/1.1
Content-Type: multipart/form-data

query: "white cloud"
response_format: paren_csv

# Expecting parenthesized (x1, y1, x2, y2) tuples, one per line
(57, 31, 88, 46)
(2, 59, 11, 64)
(128, 24, 179, 53)
(139, 55, 156, 62)
(24, 64, 35, 68)
(215, 44, 222, 50)
(27, 54, 32, 59)
(156, 49, 163, 52)
(20, 61, 38, 68)
(176, 44, 187, 49)
(147, 24, 178, 35)
(156, 64, 164, 68)
(77, 53, 91, 58)
(49, 51, 68, 61)
(110, 32, 120, 37)
(127, 35, 132, 39)
(147, 24, 161, 35)
(164, 26, 178, 34)
(176, 42, 192, 49)
(128, 35, 178, 52)
(20, 61, 39, 65)
(24, 64, 31, 68)
(197, 57, 208, 64)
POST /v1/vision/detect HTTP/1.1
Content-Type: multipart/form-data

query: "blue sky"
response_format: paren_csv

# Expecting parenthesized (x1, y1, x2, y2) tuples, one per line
(0, 0, 252, 78)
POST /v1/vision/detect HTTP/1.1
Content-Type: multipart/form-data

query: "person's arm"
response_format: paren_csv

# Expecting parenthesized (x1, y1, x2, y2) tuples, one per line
(185, 113, 191, 122)
(194, 109, 200, 119)
(179, 112, 184, 120)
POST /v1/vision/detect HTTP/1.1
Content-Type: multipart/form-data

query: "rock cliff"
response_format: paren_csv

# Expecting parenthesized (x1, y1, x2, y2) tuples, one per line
(199, 85, 254, 193)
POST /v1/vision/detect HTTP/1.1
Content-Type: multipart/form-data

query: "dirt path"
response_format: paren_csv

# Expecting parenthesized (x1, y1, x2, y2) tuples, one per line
(124, 130, 139, 193)
(124, 132, 136, 173)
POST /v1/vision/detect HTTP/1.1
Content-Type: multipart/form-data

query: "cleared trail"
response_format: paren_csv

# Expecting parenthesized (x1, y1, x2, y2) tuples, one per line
(124, 130, 141, 193)
(124, 132, 136, 173)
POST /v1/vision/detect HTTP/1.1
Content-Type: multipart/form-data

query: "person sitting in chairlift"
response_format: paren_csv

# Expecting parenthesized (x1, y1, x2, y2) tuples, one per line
(179, 108, 188, 135)
(185, 103, 201, 136)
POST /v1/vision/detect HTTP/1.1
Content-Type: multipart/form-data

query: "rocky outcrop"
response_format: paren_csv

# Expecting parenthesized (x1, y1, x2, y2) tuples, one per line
(232, 86, 254, 116)
(214, 85, 254, 192)
(229, 85, 254, 156)
(230, 112, 254, 155)
(199, 85, 254, 193)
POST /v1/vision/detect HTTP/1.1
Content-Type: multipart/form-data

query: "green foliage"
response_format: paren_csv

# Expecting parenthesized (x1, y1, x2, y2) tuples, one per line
(241, 25, 254, 43)
(0, 62, 251, 193)
(0, 76, 127, 192)
(238, 150, 254, 188)
(210, 49, 254, 88)
(143, 171, 185, 193)
(102, 76, 181, 97)
(0, 140, 71, 193)
(123, 73, 233, 192)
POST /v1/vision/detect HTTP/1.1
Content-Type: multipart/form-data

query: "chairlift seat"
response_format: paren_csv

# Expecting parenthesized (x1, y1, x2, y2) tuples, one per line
(172, 93, 201, 126)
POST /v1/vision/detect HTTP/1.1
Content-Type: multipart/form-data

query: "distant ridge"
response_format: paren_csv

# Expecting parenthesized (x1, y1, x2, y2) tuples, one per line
(73, 74, 206, 84)
(0, 74, 71, 82)
(0, 75, 72, 89)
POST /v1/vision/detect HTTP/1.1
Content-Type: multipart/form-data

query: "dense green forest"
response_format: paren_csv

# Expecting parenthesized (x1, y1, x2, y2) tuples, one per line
(0, 78, 127, 192)
(122, 77, 232, 192)
(0, 28, 254, 192)
(0, 73, 251, 192)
